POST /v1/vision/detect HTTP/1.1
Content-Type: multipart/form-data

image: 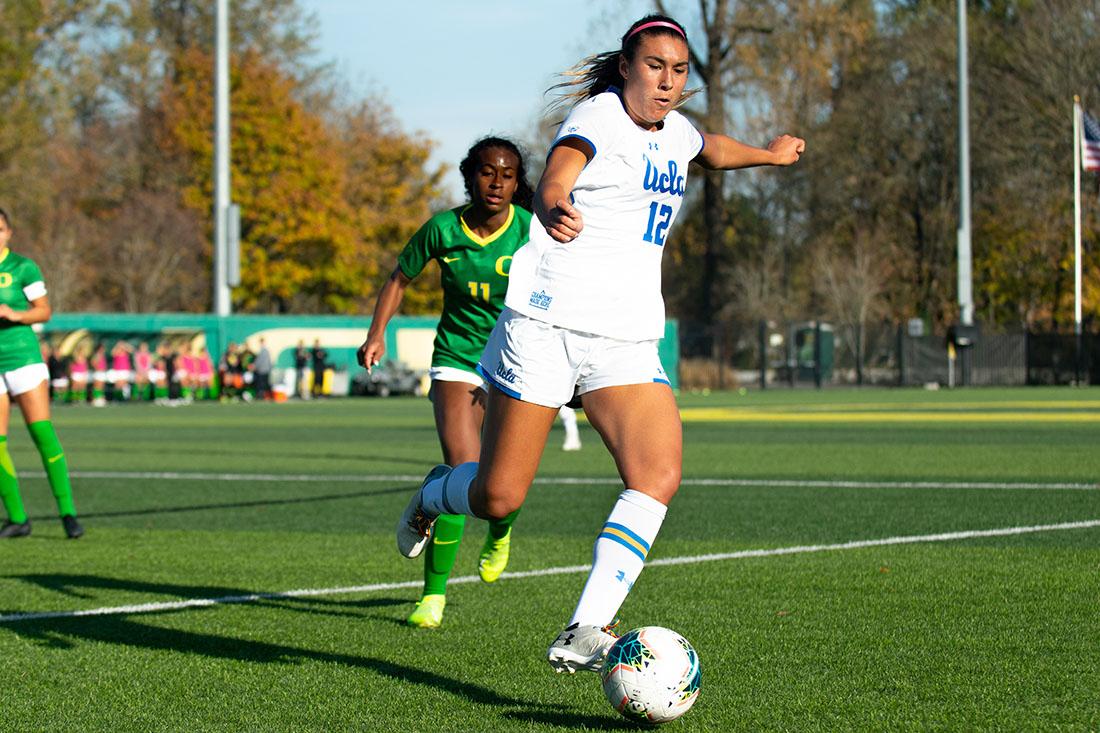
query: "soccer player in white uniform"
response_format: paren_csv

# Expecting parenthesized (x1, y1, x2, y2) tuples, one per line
(396, 13, 804, 672)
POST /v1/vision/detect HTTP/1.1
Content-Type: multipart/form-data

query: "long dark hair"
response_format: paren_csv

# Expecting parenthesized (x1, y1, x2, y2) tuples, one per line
(459, 136, 534, 211)
(547, 14, 698, 116)
(0, 207, 10, 228)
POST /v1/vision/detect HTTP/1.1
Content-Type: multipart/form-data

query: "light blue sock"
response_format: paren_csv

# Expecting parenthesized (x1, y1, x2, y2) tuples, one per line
(421, 462, 477, 518)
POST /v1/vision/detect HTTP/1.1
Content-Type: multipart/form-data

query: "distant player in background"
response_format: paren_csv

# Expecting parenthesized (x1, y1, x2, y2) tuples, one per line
(42, 342, 68, 402)
(110, 340, 133, 401)
(176, 343, 196, 402)
(294, 340, 309, 398)
(0, 206, 84, 538)
(134, 342, 152, 401)
(395, 14, 803, 670)
(252, 338, 272, 400)
(68, 348, 89, 404)
(196, 346, 214, 400)
(152, 343, 171, 402)
(310, 340, 327, 398)
(90, 343, 108, 407)
(359, 136, 581, 628)
(219, 342, 243, 400)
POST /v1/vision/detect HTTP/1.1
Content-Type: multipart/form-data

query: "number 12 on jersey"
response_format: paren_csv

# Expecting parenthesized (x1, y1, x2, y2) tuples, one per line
(643, 201, 673, 246)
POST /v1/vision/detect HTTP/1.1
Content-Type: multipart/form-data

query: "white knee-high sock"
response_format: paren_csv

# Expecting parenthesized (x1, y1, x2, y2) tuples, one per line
(420, 461, 478, 518)
(569, 489, 667, 627)
(558, 406, 579, 439)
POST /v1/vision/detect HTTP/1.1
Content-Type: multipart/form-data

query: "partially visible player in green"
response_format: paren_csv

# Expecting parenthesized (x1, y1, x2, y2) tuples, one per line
(0, 207, 83, 539)
(358, 137, 534, 628)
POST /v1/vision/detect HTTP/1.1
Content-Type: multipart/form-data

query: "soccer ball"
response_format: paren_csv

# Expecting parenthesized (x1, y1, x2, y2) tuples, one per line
(600, 626, 701, 725)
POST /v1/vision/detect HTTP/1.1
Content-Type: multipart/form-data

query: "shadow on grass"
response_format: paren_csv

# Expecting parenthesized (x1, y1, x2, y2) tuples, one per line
(3, 609, 629, 728)
(502, 709, 637, 730)
(52, 485, 413, 521)
(0, 574, 633, 727)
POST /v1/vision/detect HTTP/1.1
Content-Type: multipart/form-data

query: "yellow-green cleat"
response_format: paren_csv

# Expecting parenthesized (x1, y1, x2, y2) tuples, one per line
(478, 528, 511, 583)
(406, 594, 446, 628)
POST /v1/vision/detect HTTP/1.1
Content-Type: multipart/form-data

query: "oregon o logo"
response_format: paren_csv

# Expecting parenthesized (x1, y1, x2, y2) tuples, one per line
(495, 256, 512, 277)
(0, 273, 12, 288)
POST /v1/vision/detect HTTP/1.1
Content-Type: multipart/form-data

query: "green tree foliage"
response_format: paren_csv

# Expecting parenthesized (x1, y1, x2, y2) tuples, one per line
(334, 102, 446, 314)
(160, 48, 443, 313)
(0, 0, 442, 315)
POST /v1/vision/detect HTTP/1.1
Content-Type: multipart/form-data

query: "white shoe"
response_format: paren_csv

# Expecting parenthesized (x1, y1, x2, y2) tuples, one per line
(547, 622, 618, 674)
(396, 465, 449, 559)
(561, 434, 582, 451)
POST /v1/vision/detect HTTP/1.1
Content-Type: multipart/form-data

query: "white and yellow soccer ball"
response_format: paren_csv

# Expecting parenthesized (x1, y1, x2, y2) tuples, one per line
(600, 626, 701, 725)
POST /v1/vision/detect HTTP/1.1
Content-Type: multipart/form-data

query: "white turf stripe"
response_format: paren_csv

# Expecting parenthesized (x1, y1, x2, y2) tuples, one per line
(1, 519, 1096, 624)
(21, 470, 1100, 491)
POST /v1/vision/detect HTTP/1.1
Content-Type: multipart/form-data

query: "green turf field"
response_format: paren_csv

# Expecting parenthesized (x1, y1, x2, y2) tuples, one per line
(1, 387, 1097, 731)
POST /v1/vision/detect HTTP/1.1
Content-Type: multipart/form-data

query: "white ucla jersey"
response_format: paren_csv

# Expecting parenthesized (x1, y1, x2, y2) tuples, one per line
(504, 91, 705, 341)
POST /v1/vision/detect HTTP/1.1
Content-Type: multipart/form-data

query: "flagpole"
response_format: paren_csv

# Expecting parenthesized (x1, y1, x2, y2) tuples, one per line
(213, 0, 231, 317)
(956, 0, 974, 386)
(1073, 95, 1083, 384)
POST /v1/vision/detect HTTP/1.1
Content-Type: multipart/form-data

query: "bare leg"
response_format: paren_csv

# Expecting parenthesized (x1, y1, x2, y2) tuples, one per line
(562, 382, 681, 631)
(430, 381, 485, 465)
(468, 386, 559, 519)
(410, 380, 487, 622)
(580, 383, 682, 504)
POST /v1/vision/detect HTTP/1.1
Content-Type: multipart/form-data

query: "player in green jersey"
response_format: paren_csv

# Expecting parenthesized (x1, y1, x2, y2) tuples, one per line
(357, 137, 540, 628)
(0, 207, 83, 539)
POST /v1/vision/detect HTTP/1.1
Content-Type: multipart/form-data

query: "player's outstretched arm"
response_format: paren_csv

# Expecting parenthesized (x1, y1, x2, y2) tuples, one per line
(534, 139, 591, 243)
(696, 132, 805, 171)
(357, 268, 412, 372)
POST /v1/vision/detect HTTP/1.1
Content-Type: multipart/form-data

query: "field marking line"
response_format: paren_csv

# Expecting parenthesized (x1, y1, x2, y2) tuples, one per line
(700, 400, 1100, 412)
(678, 408, 1100, 423)
(19, 470, 1100, 491)
(1, 518, 1097, 624)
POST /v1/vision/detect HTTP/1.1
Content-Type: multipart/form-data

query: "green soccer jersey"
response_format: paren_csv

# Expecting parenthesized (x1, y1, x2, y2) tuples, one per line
(398, 204, 532, 372)
(0, 248, 46, 372)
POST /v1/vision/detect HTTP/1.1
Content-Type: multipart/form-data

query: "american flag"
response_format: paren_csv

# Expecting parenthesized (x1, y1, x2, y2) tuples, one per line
(1084, 108, 1100, 171)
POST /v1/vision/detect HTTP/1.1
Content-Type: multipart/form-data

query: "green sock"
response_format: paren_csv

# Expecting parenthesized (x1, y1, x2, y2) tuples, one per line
(0, 437, 27, 524)
(423, 513, 466, 596)
(27, 421, 76, 517)
(155, 385, 168, 399)
(488, 508, 520, 541)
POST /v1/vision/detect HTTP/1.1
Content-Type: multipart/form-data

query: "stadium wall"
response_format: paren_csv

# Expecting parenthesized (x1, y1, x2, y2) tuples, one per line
(42, 313, 681, 390)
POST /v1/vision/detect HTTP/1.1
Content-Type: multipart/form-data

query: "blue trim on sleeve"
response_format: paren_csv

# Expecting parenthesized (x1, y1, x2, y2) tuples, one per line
(550, 133, 597, 162)
(696, 129, 706, 158)
(653, 377, 671, 386)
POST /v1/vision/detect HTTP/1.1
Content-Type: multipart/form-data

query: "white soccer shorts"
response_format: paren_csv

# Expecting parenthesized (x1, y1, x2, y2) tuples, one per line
(429, 365, 486, 391)
(0, 363, 50, 396)
(477, 307, 670, 408)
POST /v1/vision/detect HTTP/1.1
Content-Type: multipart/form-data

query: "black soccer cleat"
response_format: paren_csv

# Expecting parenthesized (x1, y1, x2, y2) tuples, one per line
(61, 515, 84, 539)
(0, 520, 32, 538)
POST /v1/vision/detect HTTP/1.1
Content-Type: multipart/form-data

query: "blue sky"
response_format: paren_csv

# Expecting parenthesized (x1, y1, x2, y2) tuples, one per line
(301, 0, 654, 200)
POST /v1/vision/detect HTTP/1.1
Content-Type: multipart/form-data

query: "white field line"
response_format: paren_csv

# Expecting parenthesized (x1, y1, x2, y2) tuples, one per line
(19, 470, 1100, 491)
(1, 519, 1097, 624)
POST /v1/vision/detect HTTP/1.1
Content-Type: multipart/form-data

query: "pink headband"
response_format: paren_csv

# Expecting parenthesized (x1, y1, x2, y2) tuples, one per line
(625, 20, 685, 42)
